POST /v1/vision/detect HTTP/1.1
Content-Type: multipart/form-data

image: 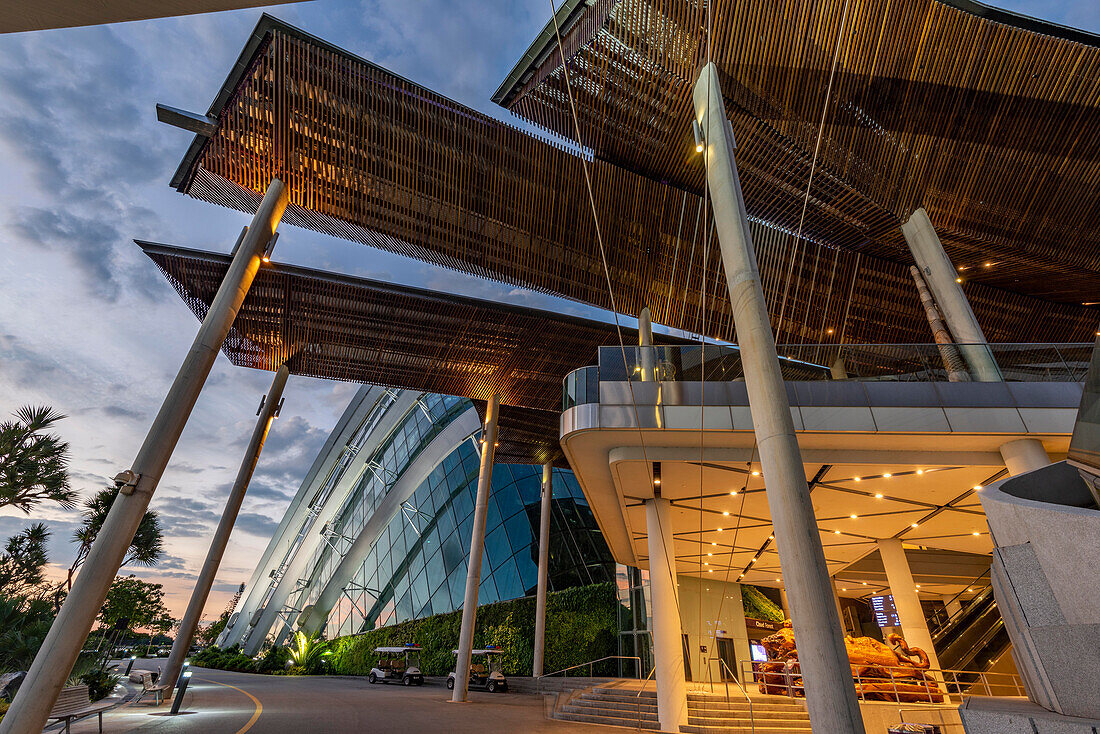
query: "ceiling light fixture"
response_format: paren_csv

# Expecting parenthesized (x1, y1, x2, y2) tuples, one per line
(875, 493, 884, 499)
(883, 473, 892, 478)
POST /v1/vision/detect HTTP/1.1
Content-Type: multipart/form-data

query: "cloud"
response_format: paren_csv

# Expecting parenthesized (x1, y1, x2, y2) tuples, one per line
(234, 512, 279, 538)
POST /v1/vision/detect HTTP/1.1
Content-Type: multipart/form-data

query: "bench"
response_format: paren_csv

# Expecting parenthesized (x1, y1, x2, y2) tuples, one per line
(132, 671, 173, 705)
(46, 685, 113, 733)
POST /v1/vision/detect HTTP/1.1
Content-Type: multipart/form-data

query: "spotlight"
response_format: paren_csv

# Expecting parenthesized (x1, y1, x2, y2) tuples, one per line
(911, 523, 919, 528)
(874, 493, 883, 499)
(916, 469, 924, 475)
(723, 511, 730, 516)
(850, 514, 858, 519)
(751, 470, 760, 477)
(883, 473, 892, 478)
(692, 118, 705, 153)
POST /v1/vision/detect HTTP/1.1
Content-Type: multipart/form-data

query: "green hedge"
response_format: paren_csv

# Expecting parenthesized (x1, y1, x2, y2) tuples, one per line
(327, 582, 618, 677)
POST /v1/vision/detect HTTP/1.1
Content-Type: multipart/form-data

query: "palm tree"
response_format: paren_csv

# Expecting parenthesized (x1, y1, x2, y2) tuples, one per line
(56, 488, 163, 606)
(0, 405, 76, 513)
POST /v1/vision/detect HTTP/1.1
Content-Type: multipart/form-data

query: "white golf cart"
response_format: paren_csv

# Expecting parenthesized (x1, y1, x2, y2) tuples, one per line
(446, 646, 507, 693)
(368, 643, 424, 686)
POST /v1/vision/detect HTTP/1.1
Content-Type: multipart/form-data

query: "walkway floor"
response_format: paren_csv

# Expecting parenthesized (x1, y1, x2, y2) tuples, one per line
(63, 663, 597, 734)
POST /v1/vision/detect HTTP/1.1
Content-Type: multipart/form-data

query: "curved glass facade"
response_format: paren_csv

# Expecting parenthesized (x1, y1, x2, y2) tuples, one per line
(264, 388, 614, 641)
(323, 439, 613, 637)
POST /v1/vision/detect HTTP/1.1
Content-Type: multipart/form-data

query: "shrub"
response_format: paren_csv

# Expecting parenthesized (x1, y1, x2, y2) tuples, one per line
(80, 670, 121, 701)
(327, 582, 617, 677)
(254, 645, 290, 674)
(287, 632, 330, 675)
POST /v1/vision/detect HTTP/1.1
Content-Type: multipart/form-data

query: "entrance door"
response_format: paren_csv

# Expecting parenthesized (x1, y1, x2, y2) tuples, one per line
(716, 638, 737, 681)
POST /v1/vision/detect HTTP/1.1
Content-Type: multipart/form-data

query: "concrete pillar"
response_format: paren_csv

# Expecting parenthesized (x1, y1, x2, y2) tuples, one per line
(693, 63, 865, 733)
(830, 357, 849, 381)
(645, 494, 688, 731)
(999, 438, 1051, 476)
(778, 587, 790, 619)
(831, 577, 847, 634)
(943, 595, 963, 618)
(877, 538, 941, 671)
(0, 179, 288, 734)
(532, 463, 553, 677)
(163, 365, 289, 691)
(901, 208, 1001, 382)
(638, 307, 655, 382)
(452, 395, 499, 703)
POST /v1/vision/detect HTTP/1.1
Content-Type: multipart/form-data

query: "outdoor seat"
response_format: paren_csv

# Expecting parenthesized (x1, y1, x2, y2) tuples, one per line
(46, 685, 113, 734)
(470, 664, 486, 676)
(132, 671, 172, 705)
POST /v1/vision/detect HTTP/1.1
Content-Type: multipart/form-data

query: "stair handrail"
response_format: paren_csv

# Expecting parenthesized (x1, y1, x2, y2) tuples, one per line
(718, 657, 755, 734)
(535, 655, 641, 694)
(635, 665, 656, 733)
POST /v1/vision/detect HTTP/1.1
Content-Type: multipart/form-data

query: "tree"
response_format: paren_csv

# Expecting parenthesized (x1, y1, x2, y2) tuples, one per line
(0, 523, 50, 597)
(99, 576, 170, 637)
(0, 405, 76, 513)
(58, 486, 163, 603)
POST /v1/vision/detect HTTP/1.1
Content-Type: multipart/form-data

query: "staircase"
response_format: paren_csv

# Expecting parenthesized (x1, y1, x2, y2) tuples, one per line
(554, 685, 811, 733)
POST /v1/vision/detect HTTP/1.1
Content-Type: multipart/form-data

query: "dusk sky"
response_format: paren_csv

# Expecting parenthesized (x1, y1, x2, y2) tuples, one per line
(0, 0, 1096, 622)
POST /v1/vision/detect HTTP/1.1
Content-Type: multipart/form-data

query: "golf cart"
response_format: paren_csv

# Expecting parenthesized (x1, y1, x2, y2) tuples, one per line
(368, 643, 424, 686)
(446, 646, 507, 693)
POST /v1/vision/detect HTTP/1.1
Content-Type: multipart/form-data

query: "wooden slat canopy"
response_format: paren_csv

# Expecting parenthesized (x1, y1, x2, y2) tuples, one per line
(169, 14, 1097, 354)
(140, 240, 696, 464)
(494, 0, 1100, 305)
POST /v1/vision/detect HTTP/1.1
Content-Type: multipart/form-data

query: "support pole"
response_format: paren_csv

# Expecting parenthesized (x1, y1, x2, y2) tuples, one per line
(532, 463, 553, 677)
(163, 365, 290, 691)
(646, 494, 688, 731)
(638, 307, 655, 382)
(0, 179, 288, 734)
(901, 208, 1001, 381)
(452, 395, 499, 703)
(692, 64, 865, 733)
(999, 438, 1051, 476)
(910, 266, 970, 381)
(877, 538, 941, 671)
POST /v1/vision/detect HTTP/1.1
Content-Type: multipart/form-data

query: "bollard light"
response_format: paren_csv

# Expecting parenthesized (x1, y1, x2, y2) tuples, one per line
(125, 655, 136, 675)
(170, 671, 192, 715)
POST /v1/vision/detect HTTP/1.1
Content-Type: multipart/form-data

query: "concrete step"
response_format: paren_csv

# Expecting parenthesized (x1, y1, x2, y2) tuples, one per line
(681, 725, 812, 734)
(688, 714, 813, 728)
(567, 701, 659, 717)
(573, 697, 659, 713)
(556, 710, 661, 729)
(688, 700, 806, 714)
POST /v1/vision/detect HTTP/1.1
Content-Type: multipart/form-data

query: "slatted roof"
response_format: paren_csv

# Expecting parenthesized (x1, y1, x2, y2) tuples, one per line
(495, 0, 1100, 306)
(139, 240, 693, 464)
(168, 14, 1098, 353)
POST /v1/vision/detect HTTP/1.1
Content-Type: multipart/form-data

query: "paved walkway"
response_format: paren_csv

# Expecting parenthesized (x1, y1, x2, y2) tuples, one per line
(63, 663, 594, 734)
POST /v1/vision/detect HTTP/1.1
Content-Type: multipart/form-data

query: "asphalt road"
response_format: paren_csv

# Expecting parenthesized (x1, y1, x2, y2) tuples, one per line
(63, 661, 586, 734)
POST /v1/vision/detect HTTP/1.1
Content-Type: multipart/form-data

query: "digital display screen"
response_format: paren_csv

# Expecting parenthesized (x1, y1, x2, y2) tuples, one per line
(870, 594, 901, 627)
(750, 642, 768, 662)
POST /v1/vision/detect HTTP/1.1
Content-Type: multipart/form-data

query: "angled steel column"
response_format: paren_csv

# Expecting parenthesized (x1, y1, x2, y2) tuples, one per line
(692, 64, 865, 733)
(163, 365, 289, 691)
(0, 179, 288, 734)
(532, 463, 553, 677)
(452, 395, 499, 703)
(902, 208, 1001, 381)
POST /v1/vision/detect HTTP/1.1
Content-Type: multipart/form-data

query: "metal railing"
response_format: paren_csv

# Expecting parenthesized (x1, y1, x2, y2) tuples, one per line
(635, 665, 656, 732)
(718, 658, 754, 734)
(535, 655, 641, 694)
(742, 659, 1024, 704)
(929, 568, 993, 635)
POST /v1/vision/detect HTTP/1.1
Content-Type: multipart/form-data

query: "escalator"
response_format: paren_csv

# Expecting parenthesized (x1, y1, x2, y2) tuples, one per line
(931, 586, 1010, 672)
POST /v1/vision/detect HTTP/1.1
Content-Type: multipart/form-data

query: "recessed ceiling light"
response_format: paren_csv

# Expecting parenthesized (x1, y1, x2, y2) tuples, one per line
(708, 552, 713, 556)
(916, 469, 924, 475)
(973, 485, 983, 490)
(874, 493, 884, 499)
(730, 490, 738, 496)
(853, 476, 861, 482)
(834, 530, 841, 534)
(841, 588, 847, 592)
(850, 514, 858, 519)
(972, 531, 980, 536)
(711, 542, 717, 546)
(955, 277, 963, 283)
(911, 523, 919, 528)
(723, 511, 730, 516)
(751, 470, 760, 477)
(883, 473, 892, 478)
(915, 584, 921, 589)
(768, 535, 774, 540)
(750, 557, 756, 563)
(862, 582, 868, 586)
(717, 527, 723, 532)
(775, 578, 781, 582)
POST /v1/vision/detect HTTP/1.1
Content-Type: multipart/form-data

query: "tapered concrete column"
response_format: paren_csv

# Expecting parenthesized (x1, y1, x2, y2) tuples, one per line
(910, 265, 970, 382)
(830, 357, 849, 380)
(532, 463, 553, 677)
(163, 365, 289, 691)
(901, 208, 1001, 382)
(0, 179, 288, 734)
(645, 494, 688, 731)
(693, 63, 865, 733)
(831, 578, 847, 633)
(778, 587, 790, 619)
(877, 538, 941, 671)
(638, 307, 655, 382)
(999, 438, 1051, 476)
(452, 395, 499, 703)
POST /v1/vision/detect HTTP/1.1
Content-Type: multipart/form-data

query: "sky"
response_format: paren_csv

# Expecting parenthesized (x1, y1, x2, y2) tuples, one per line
(0, 0, 1096, 623)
